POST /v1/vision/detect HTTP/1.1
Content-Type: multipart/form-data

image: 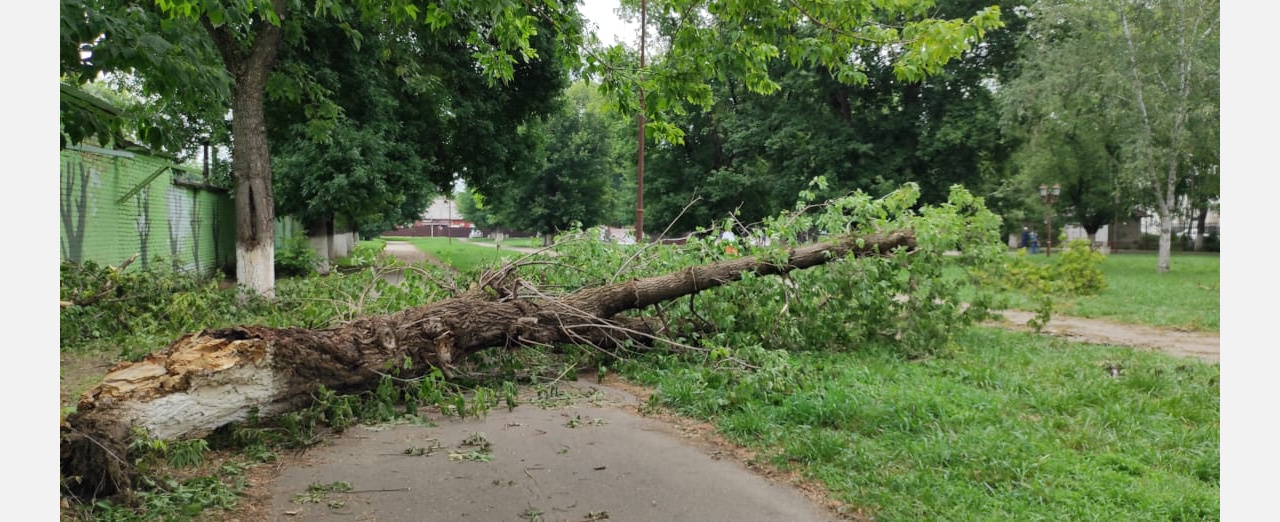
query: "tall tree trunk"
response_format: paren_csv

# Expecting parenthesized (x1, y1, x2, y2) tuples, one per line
(203, 0, 286, 297)
(61, 230, 915, 499)
(231, 75, 278, 296)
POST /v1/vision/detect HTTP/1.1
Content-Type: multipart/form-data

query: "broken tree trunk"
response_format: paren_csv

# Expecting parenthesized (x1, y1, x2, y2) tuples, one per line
(61, 230, 915, 498)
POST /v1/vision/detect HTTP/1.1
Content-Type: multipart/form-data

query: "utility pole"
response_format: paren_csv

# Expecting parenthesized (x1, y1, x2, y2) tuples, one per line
(634, 0, 646, 242)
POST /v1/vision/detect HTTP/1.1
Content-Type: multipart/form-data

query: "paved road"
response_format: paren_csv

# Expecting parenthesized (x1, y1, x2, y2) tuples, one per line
(265, 380, 836, 522)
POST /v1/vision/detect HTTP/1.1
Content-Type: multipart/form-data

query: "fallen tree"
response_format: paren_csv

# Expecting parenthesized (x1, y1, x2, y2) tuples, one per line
(61, 229, 915, 498)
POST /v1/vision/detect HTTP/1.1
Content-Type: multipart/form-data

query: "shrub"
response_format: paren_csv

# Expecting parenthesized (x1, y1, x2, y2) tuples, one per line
(1053, 239, 1106, 295)
(275, 232, 321, 277)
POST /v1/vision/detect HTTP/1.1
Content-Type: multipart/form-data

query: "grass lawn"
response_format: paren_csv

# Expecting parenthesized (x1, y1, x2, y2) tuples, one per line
(383, 236, 519, 273)
(333, 238, 387, 268)
(470, 236, 542, 248)
(965, 251, 1219, 332)
(624, 327, 1219, 520)
(1066, 252, 1219, 331)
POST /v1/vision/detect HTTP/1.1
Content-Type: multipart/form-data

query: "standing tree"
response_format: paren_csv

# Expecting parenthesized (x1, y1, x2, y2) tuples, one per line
(480, 81, 632, 241)
(61, 0, 584, 295)
(1004, 0, 1218, 271)
(642, 0, 1029, 234)
(584, 0, 1007, 235)
(266, 12, 576, 239)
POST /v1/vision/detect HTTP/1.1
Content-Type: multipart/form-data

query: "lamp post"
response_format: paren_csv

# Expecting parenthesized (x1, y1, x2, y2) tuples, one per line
(1038, 183, 1061, 256)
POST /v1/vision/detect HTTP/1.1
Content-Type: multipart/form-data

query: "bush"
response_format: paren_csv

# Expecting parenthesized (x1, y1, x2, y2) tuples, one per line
(275, 232, 321, 277)
(1053, 240, 1107, 295)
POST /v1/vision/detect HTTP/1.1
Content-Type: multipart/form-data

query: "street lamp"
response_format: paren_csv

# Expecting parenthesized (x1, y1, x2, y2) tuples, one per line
(1038, 183, 1061, 256)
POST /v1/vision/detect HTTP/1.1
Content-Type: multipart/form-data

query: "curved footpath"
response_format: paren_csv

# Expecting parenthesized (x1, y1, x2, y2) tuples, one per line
(257, 382, 837, 521)
(992, 310, 1219, 363)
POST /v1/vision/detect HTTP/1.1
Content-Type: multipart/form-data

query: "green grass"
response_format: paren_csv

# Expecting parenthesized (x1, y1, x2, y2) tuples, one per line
(1064, 253, 1219, 331)
(973, 252, 1220, 331)
(383, 236, 519, 273)
(478, 236, 542, 248)
(333, 238, 387, 268)
(625, 327, 1220, 521)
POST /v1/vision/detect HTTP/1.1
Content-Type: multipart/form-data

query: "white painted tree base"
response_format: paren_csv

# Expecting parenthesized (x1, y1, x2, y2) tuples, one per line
(237, 243, 276, 298)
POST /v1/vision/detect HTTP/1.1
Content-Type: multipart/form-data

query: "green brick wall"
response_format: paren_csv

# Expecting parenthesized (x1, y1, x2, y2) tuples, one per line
(59, 147, 236, 276)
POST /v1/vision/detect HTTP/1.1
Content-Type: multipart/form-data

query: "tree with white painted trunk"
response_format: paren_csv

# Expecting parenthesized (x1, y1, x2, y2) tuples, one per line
(61, 0, 584, 296)
(59, 180, 1013, 502)
(1007, 0, 1218, 272)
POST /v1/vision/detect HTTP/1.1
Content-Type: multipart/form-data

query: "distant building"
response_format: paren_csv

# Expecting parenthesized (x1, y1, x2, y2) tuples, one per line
(391, 197, 473, 238)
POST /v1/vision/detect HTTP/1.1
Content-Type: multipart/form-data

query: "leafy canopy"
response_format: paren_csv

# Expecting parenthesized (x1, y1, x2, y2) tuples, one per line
(586, 0, 1005, 144)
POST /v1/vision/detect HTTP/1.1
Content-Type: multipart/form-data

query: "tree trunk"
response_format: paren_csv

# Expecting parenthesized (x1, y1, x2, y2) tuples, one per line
(1157, 208, 1173, 273)
(1193, 205, 1208, 251)
(204, 0, 286, 297)
(230, 59, 279, 297)
(61, 230, 915, 498)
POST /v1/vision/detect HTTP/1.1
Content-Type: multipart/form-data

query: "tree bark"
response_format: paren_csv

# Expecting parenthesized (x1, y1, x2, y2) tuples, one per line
(1157, 211, 1173, 273)
(204, 1, 287, 297)
(61, 230, 915, 498)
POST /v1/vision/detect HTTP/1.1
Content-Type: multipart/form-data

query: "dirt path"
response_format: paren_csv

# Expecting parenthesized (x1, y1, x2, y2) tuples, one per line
(259, 380, 838, 521)
(379, 240, 459, 287)
(989, 310, 1220, 363)
(382, 240, 457, 273)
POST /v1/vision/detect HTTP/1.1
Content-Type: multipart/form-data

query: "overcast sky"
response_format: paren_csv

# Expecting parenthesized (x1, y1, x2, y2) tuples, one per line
(579, 0, 640, 47)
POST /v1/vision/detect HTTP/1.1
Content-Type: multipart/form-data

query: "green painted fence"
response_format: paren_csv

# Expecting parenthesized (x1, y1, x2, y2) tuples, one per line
(59, 146, 236, 276)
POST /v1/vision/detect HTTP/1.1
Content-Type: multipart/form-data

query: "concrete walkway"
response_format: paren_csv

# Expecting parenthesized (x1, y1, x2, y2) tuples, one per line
(265, 381, 836, 521)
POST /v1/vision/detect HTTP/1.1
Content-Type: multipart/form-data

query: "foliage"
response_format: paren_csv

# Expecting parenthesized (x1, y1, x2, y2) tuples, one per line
(457, 190, 500, 232)
(643, 0, 1029, 234)
(1003, 0, 1219, 272)
(587, 0, 1005, 145)
(59, 253, 460, 357)
(334, 239, 386, 269)
(622, 326, 1219, 520)
(79, 474, 242, 521)
(1054, 240, 1107, 295)
(60, 260, 237, 355)
(59, 0, 230, 156)
(267, 12, 579, 233)
(989, 240, 1105, 297)
(477, 81, 635, 235)
(273, 232, 321, 278)
(526, 182, 1007, 357)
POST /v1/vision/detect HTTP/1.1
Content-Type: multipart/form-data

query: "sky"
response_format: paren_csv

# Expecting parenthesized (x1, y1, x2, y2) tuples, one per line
(579, 0, 640, 48)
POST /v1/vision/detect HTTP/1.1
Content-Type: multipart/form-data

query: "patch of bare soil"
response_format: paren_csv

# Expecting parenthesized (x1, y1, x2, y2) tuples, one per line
(381, 240, 457, 274)
(60, 351, 119, 412)
(990, 310, 1220, 363)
